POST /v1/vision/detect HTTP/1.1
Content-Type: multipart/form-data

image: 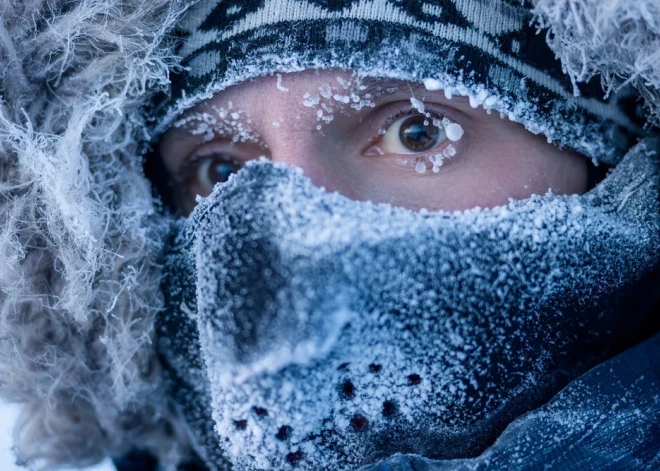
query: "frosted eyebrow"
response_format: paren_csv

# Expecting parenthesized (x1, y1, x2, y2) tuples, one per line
(351, 77, 468, 105)
(351, 78, 420, 100)
(164, 103, 252, 142)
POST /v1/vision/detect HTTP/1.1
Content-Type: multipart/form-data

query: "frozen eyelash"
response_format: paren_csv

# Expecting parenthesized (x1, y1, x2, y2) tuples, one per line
(387, 107, 416, 124)
(377, 108, 415, 136)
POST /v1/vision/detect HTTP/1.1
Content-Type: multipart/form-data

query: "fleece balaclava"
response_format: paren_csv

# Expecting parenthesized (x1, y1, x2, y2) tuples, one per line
(160, 142, 660, 471)
(1, 0, 659, 470)
(154, 1, 660, 470)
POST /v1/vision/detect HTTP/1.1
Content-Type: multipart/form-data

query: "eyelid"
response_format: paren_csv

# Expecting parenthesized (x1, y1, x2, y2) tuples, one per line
(367, 97, 465, 125)
(175, 148, 249, 214)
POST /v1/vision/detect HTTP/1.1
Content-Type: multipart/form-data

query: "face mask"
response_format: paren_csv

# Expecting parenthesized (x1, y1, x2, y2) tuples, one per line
(159, 140, 660, 471)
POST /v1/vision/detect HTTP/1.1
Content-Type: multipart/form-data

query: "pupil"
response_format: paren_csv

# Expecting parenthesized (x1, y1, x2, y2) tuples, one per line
(399, 115, 439, 152)
(210, 162, 235, 183)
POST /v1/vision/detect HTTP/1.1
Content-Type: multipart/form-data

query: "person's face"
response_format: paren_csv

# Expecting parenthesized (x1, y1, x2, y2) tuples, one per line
(159, 70, 588, 214)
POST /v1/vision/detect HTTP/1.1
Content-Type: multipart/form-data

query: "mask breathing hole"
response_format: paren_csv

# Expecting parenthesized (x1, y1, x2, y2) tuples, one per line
(350, 415, 369, 432)
(286, 450, 304, 464)
(341, 380, 355, 399)
(276, 425, 293, 441)
(382, 401, 397, 417)
(234, 419, 248, 430)
(369, 363, 382, 373)
(407, 374, 422, 385)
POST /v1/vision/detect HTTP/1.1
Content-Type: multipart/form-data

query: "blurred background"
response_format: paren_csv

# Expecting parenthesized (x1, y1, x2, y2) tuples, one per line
(0, 403, 114, 471)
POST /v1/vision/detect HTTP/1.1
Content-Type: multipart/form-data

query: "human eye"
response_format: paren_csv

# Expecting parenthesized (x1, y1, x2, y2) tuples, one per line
(380, 112, 447, 154)
(192, 154, 241, 190)
(362, 105, 464, 173)
(175, 144, 247, 212)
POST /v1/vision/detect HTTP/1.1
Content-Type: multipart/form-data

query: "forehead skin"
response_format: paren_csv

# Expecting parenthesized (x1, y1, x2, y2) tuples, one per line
(159, 69, 587, 213)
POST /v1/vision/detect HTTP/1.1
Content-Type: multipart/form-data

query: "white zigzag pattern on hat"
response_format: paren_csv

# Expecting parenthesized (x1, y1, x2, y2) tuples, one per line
(180, 0, 418, 58)
(181, 0, 526, 59)
(179, 0, 633, 129)
(452, 0, 524, 35)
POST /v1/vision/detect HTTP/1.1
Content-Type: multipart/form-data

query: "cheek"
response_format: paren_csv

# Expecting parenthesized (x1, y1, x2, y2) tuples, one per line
(485, 143, 588, 201)
(444, 142, 588, 210)
(316, 140, 588, 212)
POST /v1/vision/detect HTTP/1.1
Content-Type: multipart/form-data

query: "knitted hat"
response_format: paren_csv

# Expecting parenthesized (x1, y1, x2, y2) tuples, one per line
(149, 0, 647, 165)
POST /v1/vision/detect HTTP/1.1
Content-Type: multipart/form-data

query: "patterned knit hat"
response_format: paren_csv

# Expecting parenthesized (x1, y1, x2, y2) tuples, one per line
(149, 0, 647, 165)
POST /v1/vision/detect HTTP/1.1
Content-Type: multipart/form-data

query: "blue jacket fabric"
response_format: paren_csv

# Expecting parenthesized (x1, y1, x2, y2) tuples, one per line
(360, 332, 660, 471)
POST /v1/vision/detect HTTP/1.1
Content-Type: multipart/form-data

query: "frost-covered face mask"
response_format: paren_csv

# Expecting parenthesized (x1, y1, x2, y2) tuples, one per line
(159, 141, 660, 471)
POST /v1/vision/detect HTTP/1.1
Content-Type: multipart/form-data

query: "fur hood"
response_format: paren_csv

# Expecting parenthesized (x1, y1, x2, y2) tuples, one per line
(0, 0, 658, 469)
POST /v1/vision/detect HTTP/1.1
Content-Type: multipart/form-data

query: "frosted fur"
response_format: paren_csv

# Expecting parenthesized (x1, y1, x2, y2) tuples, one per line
(0, 0, 195, 469)
(532, 0, 660, 127)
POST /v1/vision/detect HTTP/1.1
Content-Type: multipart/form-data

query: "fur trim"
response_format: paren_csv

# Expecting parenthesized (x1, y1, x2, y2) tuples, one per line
(0, 0, 193, 468)
(531, 0, 660, 127)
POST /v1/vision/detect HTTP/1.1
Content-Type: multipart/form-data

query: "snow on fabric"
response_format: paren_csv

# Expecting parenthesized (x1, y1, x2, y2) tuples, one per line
(0, 0, 659, 469)
(359, 330, 660, 470)
(160, 139, 660, 470)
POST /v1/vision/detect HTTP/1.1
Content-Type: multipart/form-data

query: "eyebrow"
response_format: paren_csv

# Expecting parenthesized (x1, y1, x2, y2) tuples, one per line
(349, 77, 467, 105)
(352, 77, 423, 98)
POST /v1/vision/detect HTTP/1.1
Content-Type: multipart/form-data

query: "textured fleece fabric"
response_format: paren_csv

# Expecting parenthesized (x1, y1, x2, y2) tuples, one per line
(0, 0, 659, 470)
(159, 140, 660, 471)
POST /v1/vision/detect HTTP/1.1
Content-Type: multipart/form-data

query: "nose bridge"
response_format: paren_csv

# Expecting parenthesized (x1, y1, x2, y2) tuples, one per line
(258, 98, 331, 189)
(188, 165, 359, 378)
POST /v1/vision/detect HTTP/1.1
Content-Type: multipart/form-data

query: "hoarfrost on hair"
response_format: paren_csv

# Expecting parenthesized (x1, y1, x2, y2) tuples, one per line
(410, 97, 426, 114)
(295, 73, 379, 131)
(276, 73, 290, 92)
(0, 0, 197, 469)
(445, 122, 464, 141)
(531, 0, 660, 127)
(174, 105, 261, 144)
(414, 158, 427, 173)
